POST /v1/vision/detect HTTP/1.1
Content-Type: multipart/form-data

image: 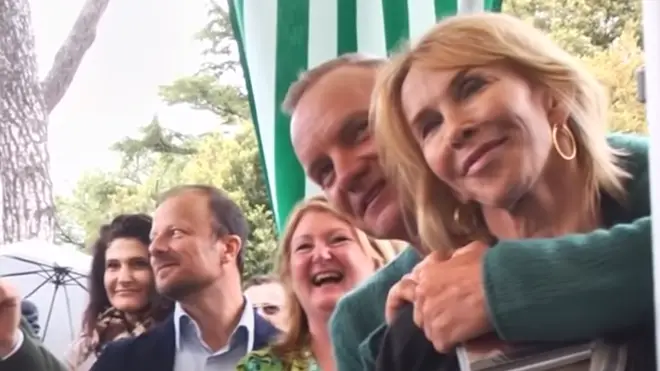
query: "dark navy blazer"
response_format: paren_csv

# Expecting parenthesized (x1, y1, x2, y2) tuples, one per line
(90, 310, 278, 371)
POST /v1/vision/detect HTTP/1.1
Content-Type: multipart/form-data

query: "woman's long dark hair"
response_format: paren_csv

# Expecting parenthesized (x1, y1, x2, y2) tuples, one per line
(81, 213, 173, 336)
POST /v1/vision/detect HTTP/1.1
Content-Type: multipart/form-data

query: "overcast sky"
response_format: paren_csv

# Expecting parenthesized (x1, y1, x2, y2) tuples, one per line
(31, 0, 222, 195)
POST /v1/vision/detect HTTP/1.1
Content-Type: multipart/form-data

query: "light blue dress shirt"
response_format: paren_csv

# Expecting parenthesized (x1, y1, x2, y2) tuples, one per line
(173, 298, 256, 371)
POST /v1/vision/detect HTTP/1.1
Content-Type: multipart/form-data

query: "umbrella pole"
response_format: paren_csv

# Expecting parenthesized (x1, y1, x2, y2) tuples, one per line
(41, 280, 59, 342)
(25, 270, 55, 299)
(63, 285, 75, 341)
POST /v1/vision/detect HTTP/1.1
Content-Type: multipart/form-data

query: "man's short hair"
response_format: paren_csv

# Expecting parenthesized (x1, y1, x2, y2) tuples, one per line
(281, 53, 386, 115)
(243, 274, 279, 290)
(158, 184, 249, 275)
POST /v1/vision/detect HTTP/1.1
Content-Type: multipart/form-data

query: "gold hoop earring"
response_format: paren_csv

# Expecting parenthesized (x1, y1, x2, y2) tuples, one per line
(453, 206, 474, 234)
(453, 207, 461, 223)
(552, 124, 577, 160)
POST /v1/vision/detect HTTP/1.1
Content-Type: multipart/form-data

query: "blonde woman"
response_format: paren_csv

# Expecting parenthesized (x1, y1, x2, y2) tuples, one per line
(371, 13, 651, 371)
(236, 197, 404, 371)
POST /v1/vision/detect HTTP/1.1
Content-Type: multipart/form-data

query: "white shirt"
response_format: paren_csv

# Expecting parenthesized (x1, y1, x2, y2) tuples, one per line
(0, 330, 24, 361)
(173, 298, 256, 371)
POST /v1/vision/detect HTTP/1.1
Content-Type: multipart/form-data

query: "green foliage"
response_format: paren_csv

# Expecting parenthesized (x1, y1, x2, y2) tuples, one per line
(582, 22, 646, 133)
(504, 0, 646, 133)
(195, 0, 240, 77)
(112, 116, 197, 156)
(159, 75, 249, 121)
(505, 0, 641, 52)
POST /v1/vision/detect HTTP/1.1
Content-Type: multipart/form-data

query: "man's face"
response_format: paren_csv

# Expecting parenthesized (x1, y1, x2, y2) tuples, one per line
(290, 66, 406, 240)
(244, 282, 287, 331)
(149, 191, 225, 300)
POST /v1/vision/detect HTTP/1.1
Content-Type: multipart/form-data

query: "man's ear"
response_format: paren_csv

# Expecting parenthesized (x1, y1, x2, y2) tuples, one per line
(220, 235, 242, 265)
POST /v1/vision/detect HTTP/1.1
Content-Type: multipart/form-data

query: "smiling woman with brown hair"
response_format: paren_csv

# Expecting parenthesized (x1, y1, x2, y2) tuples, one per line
(370, 12, 652, 371)
(67, 214, 173, 371)
(237, 196, 404, 371)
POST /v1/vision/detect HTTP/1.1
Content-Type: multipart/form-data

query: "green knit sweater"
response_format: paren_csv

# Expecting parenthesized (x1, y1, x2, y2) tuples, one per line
(328, 134, 652, 371)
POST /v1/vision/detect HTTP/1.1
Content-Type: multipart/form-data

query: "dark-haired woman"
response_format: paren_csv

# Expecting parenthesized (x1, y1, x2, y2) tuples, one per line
(66, 214, 173, 371)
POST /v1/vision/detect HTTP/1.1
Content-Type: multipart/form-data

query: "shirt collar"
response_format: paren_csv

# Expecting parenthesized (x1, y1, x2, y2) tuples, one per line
(173, 296, 255, 351)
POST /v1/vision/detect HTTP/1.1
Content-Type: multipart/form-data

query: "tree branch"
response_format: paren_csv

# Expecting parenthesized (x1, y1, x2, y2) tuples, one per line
(40, 0, 111, 114)
(54, 218, 85, 248)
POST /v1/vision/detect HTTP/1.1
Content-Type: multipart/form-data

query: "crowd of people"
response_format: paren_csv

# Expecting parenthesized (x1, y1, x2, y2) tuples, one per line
(0, 11, 653, 371)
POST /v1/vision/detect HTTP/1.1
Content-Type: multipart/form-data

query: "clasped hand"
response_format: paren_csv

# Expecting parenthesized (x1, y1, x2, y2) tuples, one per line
(385, 241, 492, 352)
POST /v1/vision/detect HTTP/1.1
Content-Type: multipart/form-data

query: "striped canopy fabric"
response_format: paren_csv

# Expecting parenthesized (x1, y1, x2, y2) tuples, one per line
(229, 0, 502, 231)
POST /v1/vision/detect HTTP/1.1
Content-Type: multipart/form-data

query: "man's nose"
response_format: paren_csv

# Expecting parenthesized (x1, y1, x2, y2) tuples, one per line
(148, 235, 167, 255)
(334, 154, 368, 193)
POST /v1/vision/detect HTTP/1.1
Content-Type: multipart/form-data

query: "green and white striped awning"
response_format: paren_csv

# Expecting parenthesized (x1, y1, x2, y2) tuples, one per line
(229, 0, 502, 231)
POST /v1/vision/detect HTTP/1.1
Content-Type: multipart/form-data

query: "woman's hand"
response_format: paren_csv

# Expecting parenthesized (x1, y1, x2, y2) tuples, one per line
(385, 274, 418, 325)
(412, 241, 492, 352)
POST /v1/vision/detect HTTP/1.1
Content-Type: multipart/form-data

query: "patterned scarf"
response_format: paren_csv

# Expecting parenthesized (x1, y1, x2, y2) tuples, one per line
(73, 307, 155, 367)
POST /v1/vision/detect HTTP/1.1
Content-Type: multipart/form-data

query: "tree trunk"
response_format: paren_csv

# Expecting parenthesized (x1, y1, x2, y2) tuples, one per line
(41, 0, 111, 114)
(0, 0, 111, 244)
(0, 0, 54, 243)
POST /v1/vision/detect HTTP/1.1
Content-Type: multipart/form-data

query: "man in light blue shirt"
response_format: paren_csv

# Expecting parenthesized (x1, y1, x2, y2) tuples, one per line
(173, 296, 256, 369)
(92, 185, 278, 371)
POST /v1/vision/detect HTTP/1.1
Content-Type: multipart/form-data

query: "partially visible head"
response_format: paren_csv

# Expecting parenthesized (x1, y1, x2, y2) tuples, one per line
(286, 53, 408, 241)
(84, 214, 171, 335)
(244, 275, 287, 331)
(150, 185, 249, 301)
(273, 196, 403, 358)
(371, 13, 629, 253)
(20, 300, 40, 336)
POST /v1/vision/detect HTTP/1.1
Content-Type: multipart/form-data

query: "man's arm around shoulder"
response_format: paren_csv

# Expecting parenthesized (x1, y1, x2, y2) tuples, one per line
(331, 293, 366, 371)
(485, 138, 652, 342)
(331, 248, 420, 371)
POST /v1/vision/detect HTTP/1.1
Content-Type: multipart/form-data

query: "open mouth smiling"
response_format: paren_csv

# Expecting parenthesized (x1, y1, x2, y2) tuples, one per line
(311, 271, 344, 287)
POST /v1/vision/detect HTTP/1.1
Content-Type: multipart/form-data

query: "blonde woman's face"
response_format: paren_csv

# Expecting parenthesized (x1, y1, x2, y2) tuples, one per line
(288, 210, 376, 316)
(400, 63, 558, 208)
